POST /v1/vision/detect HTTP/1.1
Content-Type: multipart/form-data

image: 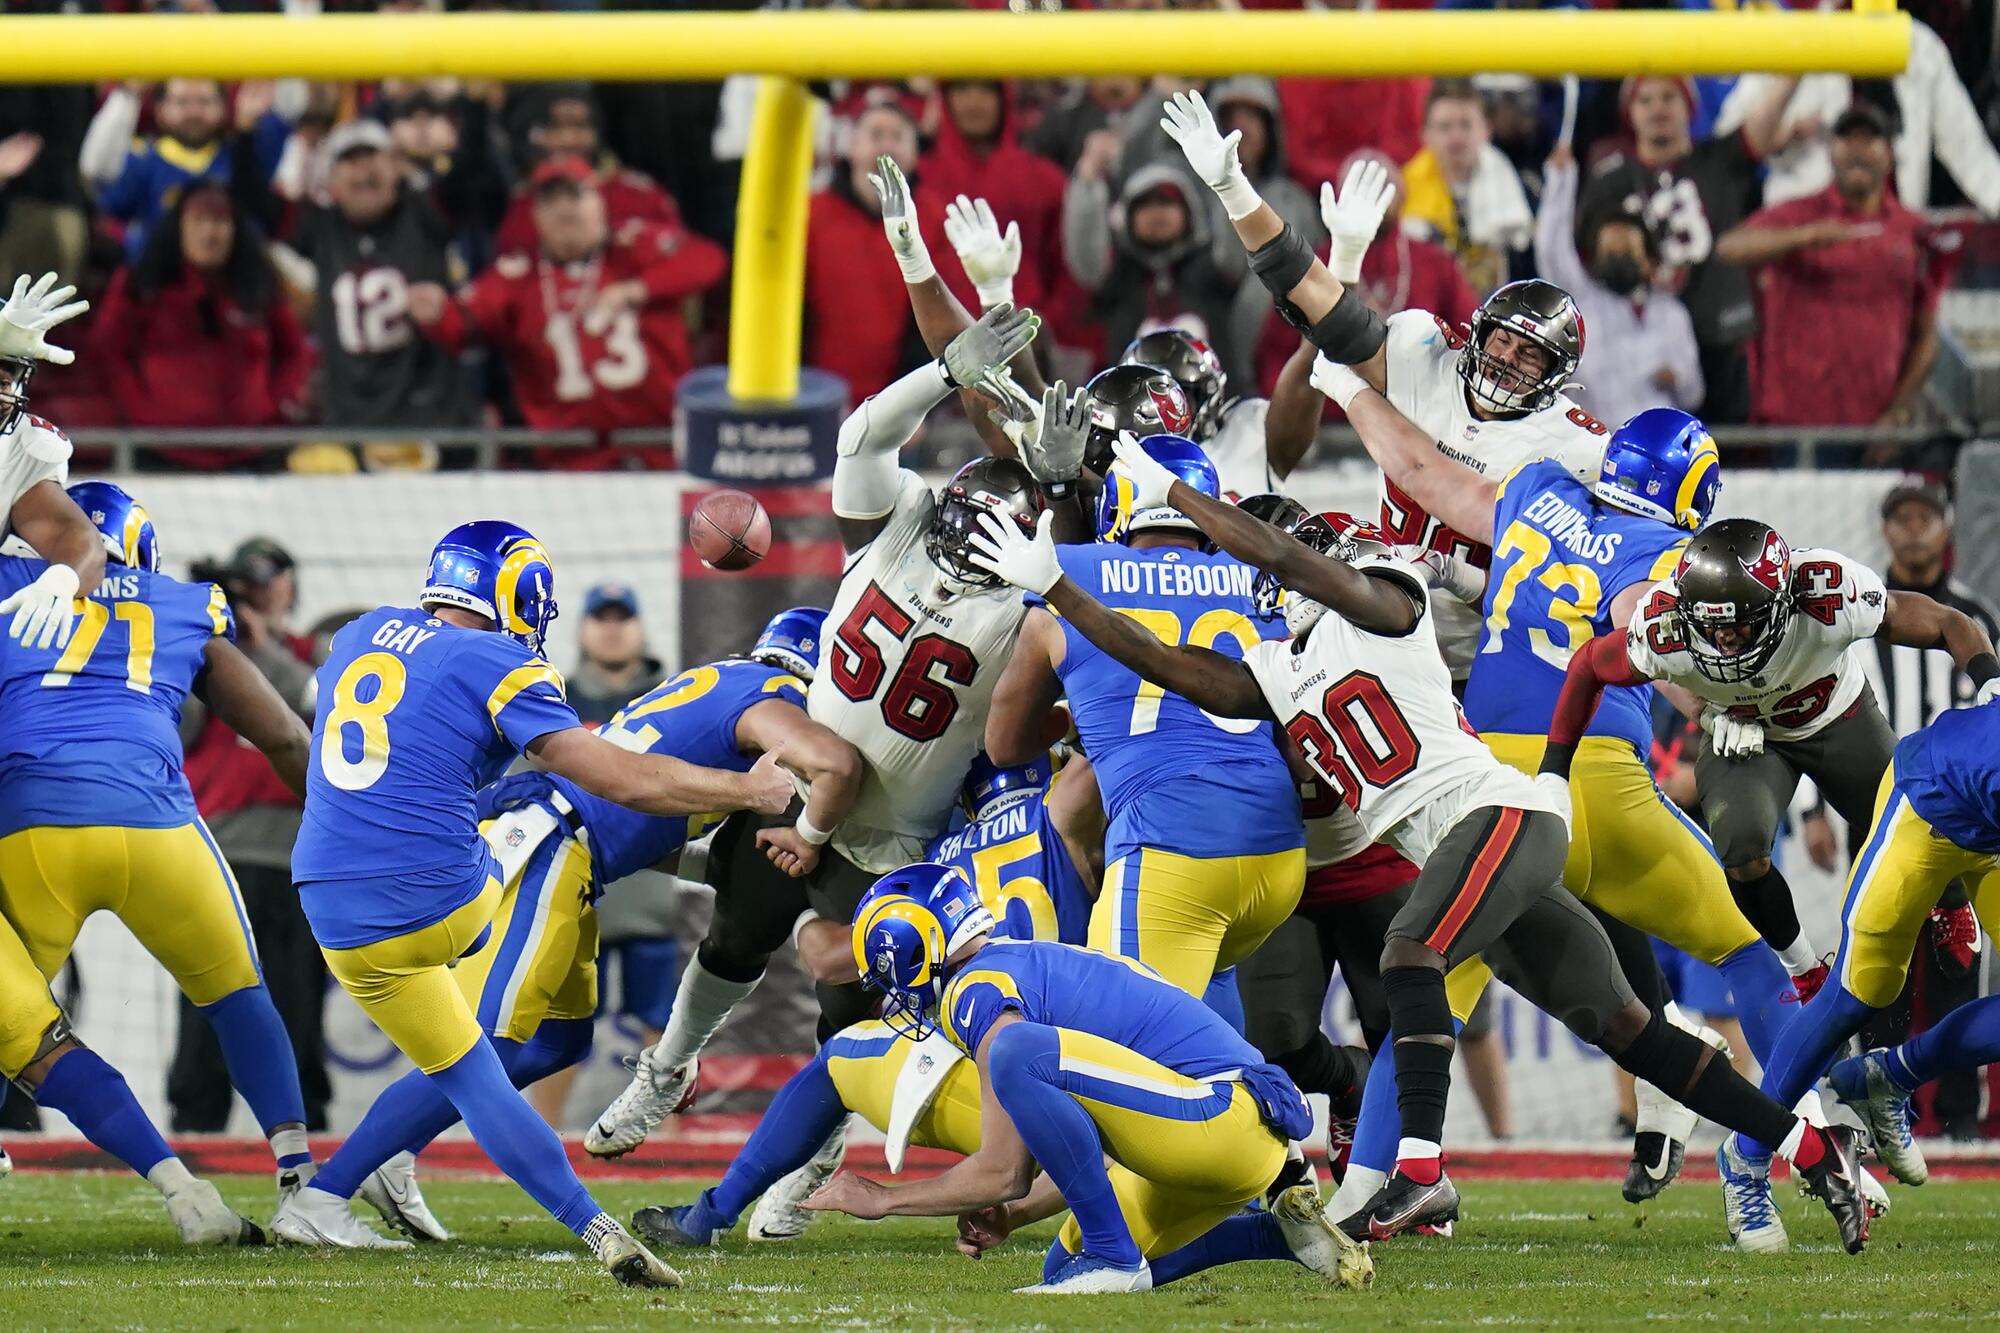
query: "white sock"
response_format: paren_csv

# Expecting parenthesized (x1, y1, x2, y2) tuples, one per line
(147, 1157, 196, 1197)
(1396, 1136, 1442, 1164)
(651, 954, 759, 1071)
(1774, 1119, 1808, 1163)
(270, 1126, 312, 1169)
(1330, 1165, 1386, 1224)
(1778, 936, 1819, 975)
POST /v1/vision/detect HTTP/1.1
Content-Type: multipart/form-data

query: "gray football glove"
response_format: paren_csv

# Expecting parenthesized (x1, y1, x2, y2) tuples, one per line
(941, 302, 1040, 391)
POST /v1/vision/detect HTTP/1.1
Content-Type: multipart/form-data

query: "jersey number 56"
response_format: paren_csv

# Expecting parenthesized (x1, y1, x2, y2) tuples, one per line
(829, 583, 979, 743)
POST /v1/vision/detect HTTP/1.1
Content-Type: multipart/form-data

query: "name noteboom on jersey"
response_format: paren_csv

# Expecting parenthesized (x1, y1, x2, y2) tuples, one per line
(1097, 559, 1256, 599)
(829, 582, 978, 742)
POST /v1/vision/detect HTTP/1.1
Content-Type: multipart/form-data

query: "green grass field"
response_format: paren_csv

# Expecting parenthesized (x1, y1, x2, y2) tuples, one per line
(4, 1172, 2000, 1330)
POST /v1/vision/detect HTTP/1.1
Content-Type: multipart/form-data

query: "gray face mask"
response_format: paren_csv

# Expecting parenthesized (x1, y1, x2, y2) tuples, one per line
(1594, 255, 1645, 296)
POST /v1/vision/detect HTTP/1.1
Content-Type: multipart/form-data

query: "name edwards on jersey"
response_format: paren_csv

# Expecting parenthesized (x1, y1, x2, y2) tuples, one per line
(1094, 555, 1257, 601)
(1520, 490, 1624, 565)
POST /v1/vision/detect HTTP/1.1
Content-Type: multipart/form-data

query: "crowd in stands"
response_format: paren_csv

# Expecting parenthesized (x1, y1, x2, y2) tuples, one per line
(0, 0, 1994, 472)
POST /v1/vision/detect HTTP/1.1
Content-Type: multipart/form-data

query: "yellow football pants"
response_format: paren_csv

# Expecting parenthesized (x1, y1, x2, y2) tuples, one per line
(1836, 767, 2000, 1008)
(822, 1020, 986, 1154)
(1090, 846, 1305, 997)
(321, 878, 503, 1075)
(0, 909, 64, 1080)
(0, 822, 262, 1007)
(450, 824, 599, 1042)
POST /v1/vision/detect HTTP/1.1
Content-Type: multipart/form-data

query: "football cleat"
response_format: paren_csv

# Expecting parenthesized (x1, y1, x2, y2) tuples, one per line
(1016, 1252, 1154, 1294)
(1263, 1142, 1315, 1209)
(359, 1151, 451, 1242)
(1345, 1167, 1460, 1242)
(749, 1116, 849, 1242)
(1830, 1049, 1927, 1186)
(1929, 902, 1980, 978)
(1716, 1134, 1786, 1254)
(167, 1178, 267, 1247)
(0, 1142, 12, 1182)
(586, 1049, 699, 1158)
(276, 1161, 316, 1211)
(1789, 959, 1831, 1006)
(594, 1228, 683, 1289)
(1623, 1131, 1686, 1204)
(273, 1185, 413, 1250)
(633, 1203, 724, 1248)
(1273, 1184, 1374, 1290)
(1792, 1125, 1870, 1254)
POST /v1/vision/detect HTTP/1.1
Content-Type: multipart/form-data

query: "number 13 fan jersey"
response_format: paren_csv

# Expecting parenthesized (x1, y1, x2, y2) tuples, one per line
(293, 607, 579, 947)
(1462, 458, 1687, 756)
(810, 472, 1026, 873)
(0, 557, 231, 838)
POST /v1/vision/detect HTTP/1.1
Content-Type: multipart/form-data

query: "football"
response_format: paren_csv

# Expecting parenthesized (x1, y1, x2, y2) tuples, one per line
(688, 489, 772, 571)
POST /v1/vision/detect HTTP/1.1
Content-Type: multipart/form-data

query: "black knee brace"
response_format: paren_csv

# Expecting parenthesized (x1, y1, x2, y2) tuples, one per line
(1249, 222, 1315, 303)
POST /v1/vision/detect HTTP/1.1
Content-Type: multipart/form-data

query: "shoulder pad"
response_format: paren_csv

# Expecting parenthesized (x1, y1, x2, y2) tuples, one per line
(16, 416, 72, 465)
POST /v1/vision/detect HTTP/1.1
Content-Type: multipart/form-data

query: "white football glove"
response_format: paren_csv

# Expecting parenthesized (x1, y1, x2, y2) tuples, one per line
(0, 272, 90, 367)
(943, 195, 1021, 310)
(867, 155, 935, 285)
(1531, 773, 1574, 837)
(1109, 430, 1181, 514)
(1700, 707, 1766, 760)
(1412, 547, 1487, 604)
(1159, 89, 1262, 221)
(1308, 354, 1369, 410)
(1978, 677, 2000, 708)
(1321, 157, 1395, 285)
(0, 562, 79, 650)
(967, 509, 1062, 597)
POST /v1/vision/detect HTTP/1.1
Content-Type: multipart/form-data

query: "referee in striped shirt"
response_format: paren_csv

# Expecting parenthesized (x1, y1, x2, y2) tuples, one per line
(1803, 482, 1996, 1138)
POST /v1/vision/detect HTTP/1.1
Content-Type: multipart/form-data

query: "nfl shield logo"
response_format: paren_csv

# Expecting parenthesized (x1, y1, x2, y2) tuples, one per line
(505, 826, 526, 848)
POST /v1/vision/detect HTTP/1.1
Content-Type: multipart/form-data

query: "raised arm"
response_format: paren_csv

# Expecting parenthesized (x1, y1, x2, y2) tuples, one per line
(197, 638, 312, 798)
(1310, 360, 1497, 545)
(1162, 91, 1388, 391)
(985, 607, 1068, 767)
(527, 727, 795, 819)
(1263, 339, 1324, 481)
(1540, 631, 1653, 779)
(830, 303, 1041, 551)
(966, 511, 1271, 721)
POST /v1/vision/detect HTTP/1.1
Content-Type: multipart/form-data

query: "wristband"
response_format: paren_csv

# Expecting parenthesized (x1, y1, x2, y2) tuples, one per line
(1330, 236, 1369, 286)
(794, 811, 833, 846)
(935, 357, 959, 390)
(1969, 653, 2000, 688)
(790, 909, 820, 952)
(1040, 479, 1076, 503)
(974, 282, 1015, 310)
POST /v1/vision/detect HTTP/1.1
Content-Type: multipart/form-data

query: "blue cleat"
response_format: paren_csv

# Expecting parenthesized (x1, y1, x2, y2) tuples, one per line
(1716, 1134, 1786, 1254)
(1831, 1049, 1927, 1186)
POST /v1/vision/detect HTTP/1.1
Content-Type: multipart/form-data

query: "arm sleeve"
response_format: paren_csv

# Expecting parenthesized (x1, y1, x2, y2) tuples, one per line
(831, 360, 954, 520)
(471, 639, 582, 752)
(78, 88, 142, 191)
(1549, 630, 1644, 747)
(1532, 159, 1593, 296)
(1061, 177, 1113, 292)
(1915, 24, 2000, 216)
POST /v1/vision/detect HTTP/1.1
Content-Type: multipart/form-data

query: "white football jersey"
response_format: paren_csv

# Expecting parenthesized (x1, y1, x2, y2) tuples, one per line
(810, 470, 1027, 872)
(1242, 555, 1561, 865)
(1377, 309, 1605, 679)
(1625, 547, 1888, 743)
(1203, 396, 1278, 502)
(0, 413, 71, 543)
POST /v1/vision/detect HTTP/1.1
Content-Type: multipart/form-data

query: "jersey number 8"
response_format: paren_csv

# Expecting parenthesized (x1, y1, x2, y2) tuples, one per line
(321, 652, 409, 791)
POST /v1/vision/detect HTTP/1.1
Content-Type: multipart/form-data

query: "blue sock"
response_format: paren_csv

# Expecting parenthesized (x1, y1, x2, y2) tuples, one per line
(423, 1037, 604, 1238)
(200, 985, 309, 1159)
(1149, 1212, 1290, 1287)
(987, 1022, 1140, 1269)
(1746, 980, 1876, 1156)
(1888, 995, 2000, 1089)
(1202, 968, 1245, 1035)
(1043, 1234, 1073, 1282)
(695, 1047, 847, 1234)
(311, 1019, 599, 1200)
(1714, 941, 1793, 1066)
(34, 1047, 174, 1179)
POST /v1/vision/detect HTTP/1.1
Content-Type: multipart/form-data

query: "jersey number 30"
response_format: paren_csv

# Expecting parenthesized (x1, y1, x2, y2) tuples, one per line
(830, 583, 978, 742)
(321, 652, 409, 791)
(1284, 671, 1423, 811)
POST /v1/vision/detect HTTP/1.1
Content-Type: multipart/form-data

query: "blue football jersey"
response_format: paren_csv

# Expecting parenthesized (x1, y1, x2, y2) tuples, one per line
(555, 658, 805, 887)
(1031, 544, 1300, 860)
(1896, 703, 2000, 855)
(293, 607, 580, 946)
(0, 557, 232, 839)
(1463, 459, 1688, 756)
(928, 794, 1091, 946)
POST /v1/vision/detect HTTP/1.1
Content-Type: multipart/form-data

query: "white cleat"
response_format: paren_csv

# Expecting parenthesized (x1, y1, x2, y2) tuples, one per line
(359, 1151, 451, 1242)
(273, 1184, 413, 1250)
(167, 1177, 267, 1247)
(0, 1142, 12, 1183)
(749, 1116, 849, 1242)
(1016, 1253, 1154, 1294)
(1273, 1184, 1374, 1289)
(1716, 1134, 1786, 1254)
(277, 1160, 317, 1212)
(586, 1050, 699, 1158)
(594, 1227, 683, 1288)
